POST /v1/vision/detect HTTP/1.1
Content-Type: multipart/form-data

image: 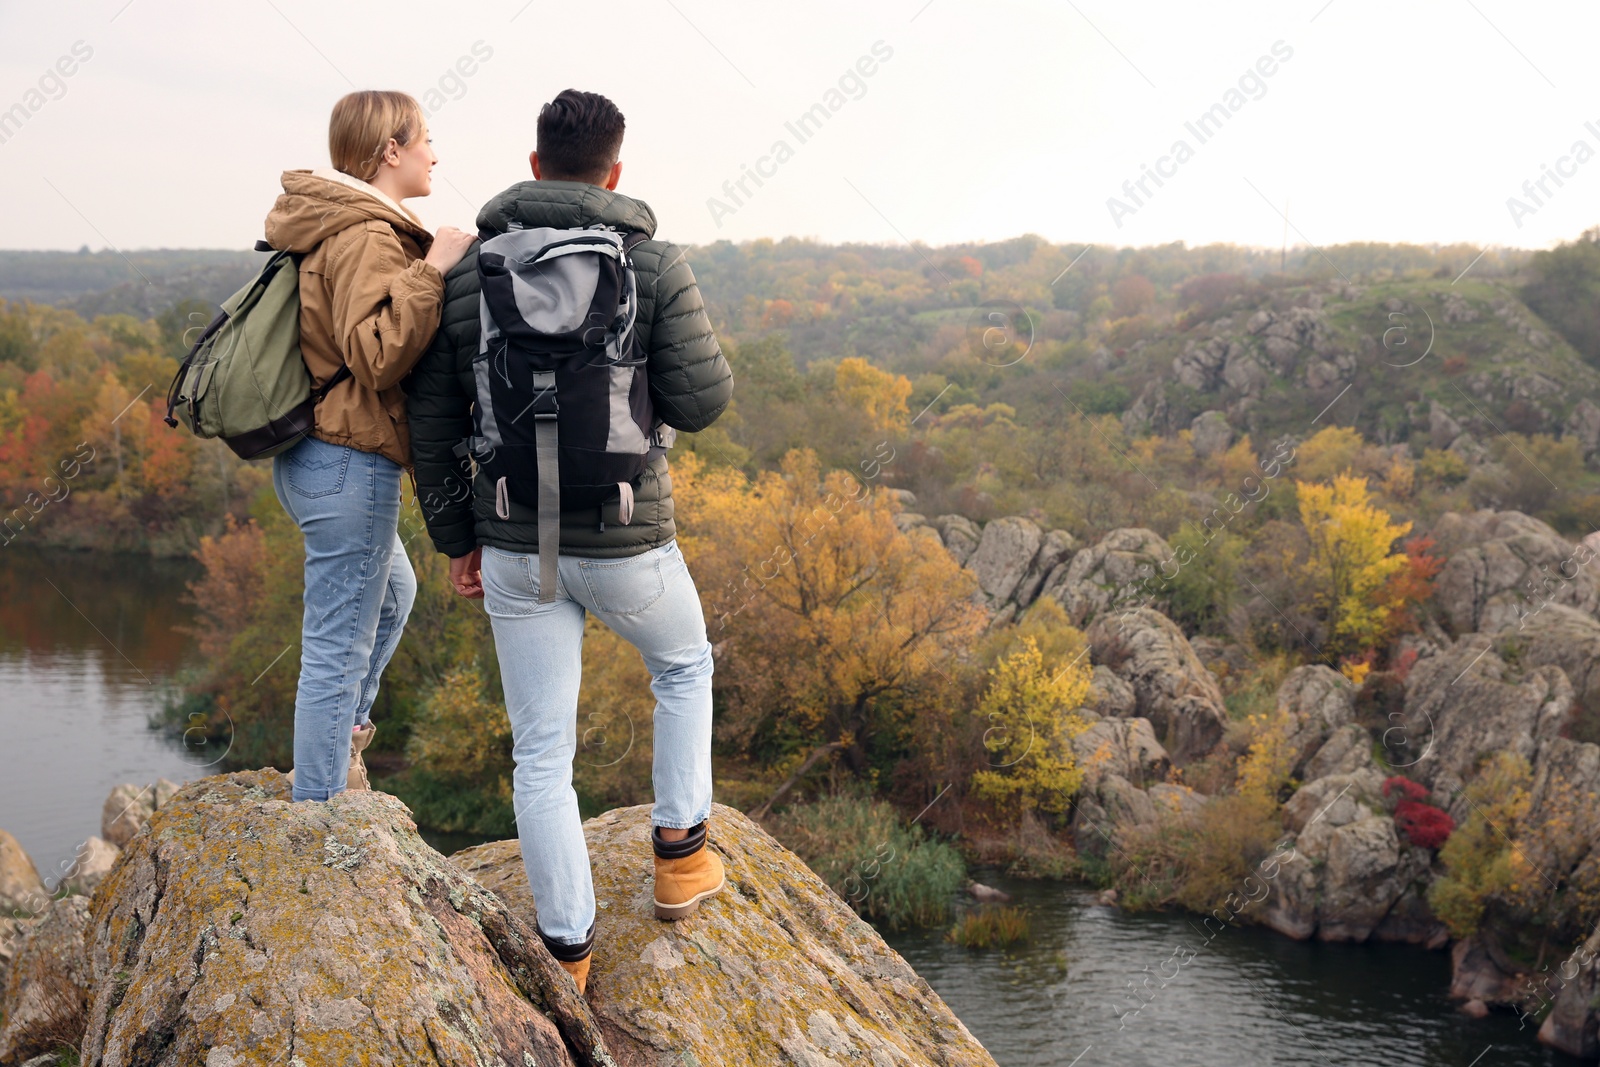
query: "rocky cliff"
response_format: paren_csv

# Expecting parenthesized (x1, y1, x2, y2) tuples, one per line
(0, 772, 996, 1067)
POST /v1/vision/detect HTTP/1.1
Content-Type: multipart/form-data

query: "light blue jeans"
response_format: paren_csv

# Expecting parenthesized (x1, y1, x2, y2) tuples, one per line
(272, 436, 417, 802)
(480, 539, 714, 947)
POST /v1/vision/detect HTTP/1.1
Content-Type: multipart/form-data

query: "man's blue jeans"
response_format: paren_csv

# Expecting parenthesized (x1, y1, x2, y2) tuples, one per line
(272, 436, 416, 802)
(480, 540, 714, 948)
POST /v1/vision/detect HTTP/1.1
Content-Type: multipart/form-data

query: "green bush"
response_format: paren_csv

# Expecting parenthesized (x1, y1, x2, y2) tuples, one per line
(768, 795, 965, 930)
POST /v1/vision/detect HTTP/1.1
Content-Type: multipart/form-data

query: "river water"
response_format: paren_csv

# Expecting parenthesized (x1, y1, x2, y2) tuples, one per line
(0, 548, 1584, 1065)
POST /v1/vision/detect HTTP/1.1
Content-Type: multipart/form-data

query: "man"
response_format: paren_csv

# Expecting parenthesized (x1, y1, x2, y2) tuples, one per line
(407, 89, 733, 995)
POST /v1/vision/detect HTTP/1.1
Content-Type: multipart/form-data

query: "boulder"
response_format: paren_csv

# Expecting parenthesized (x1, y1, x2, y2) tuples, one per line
(1071, 716, 1170, 787)
(453, 803, 998, 1067)
(1275, 665, 1357, 773)
(1189, 411, 1234, 457)
(80, 771, 602, 1067)
(934, 515, 982, 566)
(1012, 530, 1078, 609)
(1041, 528, 1172, 626)
(0, 915, 22, 987)
(1086, 607, 1226, 764)
(1072, 774, 1157, 859)
(1449, 935, 1530, 1007)
(99, 783, 154, 849)
(59, 837, 119, 898)
(1399, 638, 1572, 812)
(0, 830, 46, 918)
(1085, 665, 1137, 718)
(1303, 723, 1378, 780)
(1503, 604, 1600, 715)
(1540, 925, 1600, 1058)
(965, 516, 1043, 604)
(1147, 782, 1204, 818)
(1429, 510, 1599, 635)
(0, 897, 92, 1065)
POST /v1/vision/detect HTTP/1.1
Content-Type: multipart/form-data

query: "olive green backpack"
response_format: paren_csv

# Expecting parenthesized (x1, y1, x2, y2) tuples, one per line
(163, 242, 349, 460)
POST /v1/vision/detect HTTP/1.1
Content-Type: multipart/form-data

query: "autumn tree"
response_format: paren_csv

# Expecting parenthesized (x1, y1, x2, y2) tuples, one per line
(676, 448, 985, 797)
(969, 633, 1092, 819)
(832, 356, 912, 435)
(1296, 474, 1412, 658)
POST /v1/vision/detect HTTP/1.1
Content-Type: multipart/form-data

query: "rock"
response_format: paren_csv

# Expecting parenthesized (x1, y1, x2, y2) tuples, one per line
(0, 915, 22, 987)
(1085, 665, 1137, 718)
(966, 516, 1043, 604)
(1189, 411, 1235, 456)
(0, 830, 46, 918)
(1071, 716, 1170, 787)
(1399, 637, 1571, 811)
(1461, 999, 1489, 1019)
(1072, 774, 1157, 859)
(1148, 782, 1204, 818)
(1450, 935, 1528, 1006)
(1539, 925, 1600, 1058)
(59, 837, 119, 898)
(1316, 816, 1404, 942)
(935, 514, 982, 566)
(0, 896, 92, 1065)
(1303, 723, 1378, 780)
(1568, 397, 1600, 458)
(892, 511, 927, 533)
(1041, 527, 1172, 626)
(1096, 888, 1119, 906)
(1503, 604, 1600, 715)
(1263, 768, 1396, 942)
(1012, 530, 1078, 609)
(100, 783, 156, 849)
(1276, 665, 1357, 773)
(1429, 509, 1600, 635)
(1188, 637, 1251, 685)
(1428, 400, 1464, 450)
(967, 882, 1011, 903)
(1281, 770, 1385, 835)
(80, 771, 602, 1067)
(1087, 608, 1226, 764)
(454, 803, 998, 1067)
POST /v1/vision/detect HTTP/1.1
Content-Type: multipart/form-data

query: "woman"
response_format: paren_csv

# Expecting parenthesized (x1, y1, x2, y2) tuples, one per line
(263, 91, 475, 801)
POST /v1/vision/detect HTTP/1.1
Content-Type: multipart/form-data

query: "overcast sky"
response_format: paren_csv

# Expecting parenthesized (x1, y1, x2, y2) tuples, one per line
(2, 0, 1598, 254)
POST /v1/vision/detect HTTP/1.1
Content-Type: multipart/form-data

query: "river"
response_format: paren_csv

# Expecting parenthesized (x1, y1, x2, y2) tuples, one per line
(0, 548, 1583, 1066)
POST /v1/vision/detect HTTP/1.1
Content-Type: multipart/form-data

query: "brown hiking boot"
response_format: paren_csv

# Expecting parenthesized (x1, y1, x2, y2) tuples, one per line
(557, 956, 591, 995)
(347, 723, 377, 791)
(537, 923, 594, 997)
(652, 822, 725, 920)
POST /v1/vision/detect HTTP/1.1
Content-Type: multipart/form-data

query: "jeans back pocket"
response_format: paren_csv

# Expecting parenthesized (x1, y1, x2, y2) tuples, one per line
(283, 439, 352, 499)
(578, 550, 666, 616)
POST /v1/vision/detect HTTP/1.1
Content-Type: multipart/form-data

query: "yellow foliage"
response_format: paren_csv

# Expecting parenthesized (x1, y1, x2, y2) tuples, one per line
(1294, 426, 1365, 484)
(970, 635, 1091, 817)
(1296, 474, 1412, 657)
(1235, 711, 1297, 803)
(832, 357, 912, 435)
(1341, 660, 1372, 686)
(406, 662, 513, 802)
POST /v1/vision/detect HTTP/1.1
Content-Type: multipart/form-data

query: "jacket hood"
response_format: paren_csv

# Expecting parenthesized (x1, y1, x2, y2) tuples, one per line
(264, 169, 432, 253)
(476, 180, 658, 240)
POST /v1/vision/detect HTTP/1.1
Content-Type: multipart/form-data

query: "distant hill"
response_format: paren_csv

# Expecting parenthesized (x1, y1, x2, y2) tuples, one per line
(0, 249, 262, 318)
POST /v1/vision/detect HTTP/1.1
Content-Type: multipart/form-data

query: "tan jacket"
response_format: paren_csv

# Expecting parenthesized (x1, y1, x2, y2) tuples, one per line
(263, 169, 444, 468)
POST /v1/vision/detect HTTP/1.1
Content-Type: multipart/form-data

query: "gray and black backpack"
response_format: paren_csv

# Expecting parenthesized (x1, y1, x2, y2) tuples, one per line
(469, 223, 672, 600)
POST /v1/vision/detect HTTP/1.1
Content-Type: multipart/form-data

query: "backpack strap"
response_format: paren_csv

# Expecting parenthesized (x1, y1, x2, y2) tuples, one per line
(529, 369, 561, 603)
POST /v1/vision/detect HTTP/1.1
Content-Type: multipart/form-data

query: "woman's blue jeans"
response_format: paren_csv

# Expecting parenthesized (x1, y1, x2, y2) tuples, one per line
(272, 436, 416, 802)
(480, 540, 714, 947)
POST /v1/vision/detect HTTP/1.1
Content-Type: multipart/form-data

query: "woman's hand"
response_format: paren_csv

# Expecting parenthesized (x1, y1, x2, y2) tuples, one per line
(425, 226, 476, 274)
(448, 547, 483, 599)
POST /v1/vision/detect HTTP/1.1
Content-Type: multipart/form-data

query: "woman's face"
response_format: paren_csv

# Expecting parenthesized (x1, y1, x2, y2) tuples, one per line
(381, 123, 436, 199)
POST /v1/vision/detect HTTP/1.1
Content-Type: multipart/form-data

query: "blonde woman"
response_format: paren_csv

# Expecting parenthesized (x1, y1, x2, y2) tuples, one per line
(264, 91, 474, 801)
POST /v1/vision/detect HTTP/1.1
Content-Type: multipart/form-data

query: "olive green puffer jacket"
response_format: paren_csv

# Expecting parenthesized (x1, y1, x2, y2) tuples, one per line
(406, 180, 733, 559)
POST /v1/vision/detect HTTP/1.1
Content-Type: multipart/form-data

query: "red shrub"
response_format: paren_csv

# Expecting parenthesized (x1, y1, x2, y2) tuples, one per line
(1394, 799, 1455, 849)
(1382, 776, 1429, 804)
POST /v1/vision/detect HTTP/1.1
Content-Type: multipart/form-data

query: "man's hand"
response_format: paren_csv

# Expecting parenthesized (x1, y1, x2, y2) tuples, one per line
(449, 547, 483, 599)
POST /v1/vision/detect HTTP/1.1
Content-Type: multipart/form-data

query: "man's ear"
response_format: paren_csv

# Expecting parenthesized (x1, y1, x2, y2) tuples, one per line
(529, 151, 541, 179)
(605, 160, 622, 191)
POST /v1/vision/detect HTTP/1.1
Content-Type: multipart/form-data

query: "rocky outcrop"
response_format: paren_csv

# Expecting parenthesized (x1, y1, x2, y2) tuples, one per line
(99, 778, 180, 849)
(1540, 926, 1600, 1058)
(1085, 665, 1137, 718)
(0, 830, 46, 918)
(60, 837, 119, 897)
(1042, 528, 1171, 626)
(1302, 723, 1378, 780)
(1013, 529, 1078, 609)
(1429, 510, 1599, 635)
(965, 516, 1043, 604)
(1071, 714, 1170, 787)
(1502, 603, 1600, 715)
(1275, 665, 1356, 773)
(0, 896, 92, 1065)
(1397, 637, 1571, 812)
(78, 771, 602, 1067)
(454, 803, 998, 1067)
(1189, 411, 1234, 456)
(1086, 607, 1225, 764)
(933, 515, 981, 566)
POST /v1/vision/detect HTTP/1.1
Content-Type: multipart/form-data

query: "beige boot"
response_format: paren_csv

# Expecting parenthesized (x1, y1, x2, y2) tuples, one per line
(557, 956, 591, 995)
(652, 822, 725, 920)
(347, 723, 377, 791)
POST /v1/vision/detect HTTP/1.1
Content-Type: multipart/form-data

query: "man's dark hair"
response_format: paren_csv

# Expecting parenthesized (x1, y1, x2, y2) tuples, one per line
(536, 89, 625, 184)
